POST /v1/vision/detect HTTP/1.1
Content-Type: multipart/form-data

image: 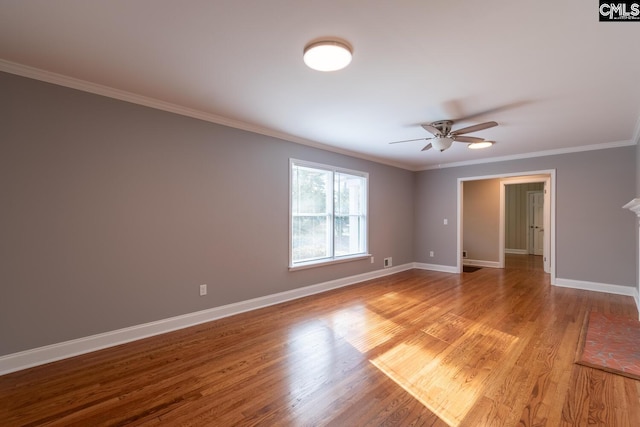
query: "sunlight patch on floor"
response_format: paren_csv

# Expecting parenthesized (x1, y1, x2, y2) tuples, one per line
(326, 302, 406, 354)
(370, 315, 519, 426)
(283, 298, 520, 425)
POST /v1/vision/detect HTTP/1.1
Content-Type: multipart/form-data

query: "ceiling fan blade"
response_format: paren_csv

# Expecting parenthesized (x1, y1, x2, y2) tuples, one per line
(452, 100, 532, 122)
(450, 121, 498, 135)
(421, 143, 432, 151)
(421, 124, 441, 136)
(454, 135, 484, 143)
(388, 137, 427, 144)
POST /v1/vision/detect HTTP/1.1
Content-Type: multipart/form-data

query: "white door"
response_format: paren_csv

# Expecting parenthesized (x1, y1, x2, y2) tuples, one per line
(528, 191, 544, 255)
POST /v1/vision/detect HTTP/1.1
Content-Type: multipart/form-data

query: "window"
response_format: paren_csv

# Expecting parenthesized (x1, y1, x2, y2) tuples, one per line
(290, 159, 368, 268)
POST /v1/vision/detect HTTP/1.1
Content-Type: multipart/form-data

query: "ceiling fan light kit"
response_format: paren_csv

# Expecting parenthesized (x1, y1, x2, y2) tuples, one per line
(303, 40, 353, 72)
(430, 137, 454, 152)
(468, 141, 494, 149)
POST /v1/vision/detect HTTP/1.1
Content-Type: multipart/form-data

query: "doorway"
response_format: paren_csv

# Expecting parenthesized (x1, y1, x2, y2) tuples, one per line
(504, 182, 545, 257)
(457, 170, 555, 280)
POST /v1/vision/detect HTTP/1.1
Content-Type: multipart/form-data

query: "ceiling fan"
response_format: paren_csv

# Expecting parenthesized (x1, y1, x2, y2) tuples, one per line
(389, 120, 498, 152)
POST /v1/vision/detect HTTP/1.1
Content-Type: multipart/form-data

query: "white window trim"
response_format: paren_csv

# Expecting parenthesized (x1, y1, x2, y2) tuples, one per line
(289, 158, 369, 270)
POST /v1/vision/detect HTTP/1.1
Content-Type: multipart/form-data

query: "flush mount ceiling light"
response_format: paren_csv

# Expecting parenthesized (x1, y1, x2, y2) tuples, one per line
(468, 141, 494, 149)
(303, 40, 353, 72)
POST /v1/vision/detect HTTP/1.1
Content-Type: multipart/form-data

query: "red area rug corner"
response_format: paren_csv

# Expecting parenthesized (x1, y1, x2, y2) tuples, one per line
(575, 311, 640, 381)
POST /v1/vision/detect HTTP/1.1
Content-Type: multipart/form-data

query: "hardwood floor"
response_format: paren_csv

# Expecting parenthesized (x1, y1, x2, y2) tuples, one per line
(1, 255, 639, 426)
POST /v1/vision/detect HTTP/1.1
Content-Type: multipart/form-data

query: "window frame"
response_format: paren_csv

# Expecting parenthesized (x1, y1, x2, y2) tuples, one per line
(289, 158, 370, 270)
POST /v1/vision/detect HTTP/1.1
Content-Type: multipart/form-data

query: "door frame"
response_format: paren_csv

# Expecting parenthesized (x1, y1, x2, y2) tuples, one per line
(457, 169, 555, 281)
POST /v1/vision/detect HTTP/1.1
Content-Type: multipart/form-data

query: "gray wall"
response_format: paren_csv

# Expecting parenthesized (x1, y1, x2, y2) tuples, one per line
(0, 72, 415, 355)
(1, 71, 637, 357)
(636, 141, 640, 293)
(637, 141, 640, 195)
(415, 147, 636, 287)
(505, 182, 544, 251)
(463, 179, 500, 262)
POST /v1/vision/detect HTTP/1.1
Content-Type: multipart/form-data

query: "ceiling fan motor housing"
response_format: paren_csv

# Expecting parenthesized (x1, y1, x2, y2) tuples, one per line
(430, 120, 453, 136)
(429, 121, 454, 151)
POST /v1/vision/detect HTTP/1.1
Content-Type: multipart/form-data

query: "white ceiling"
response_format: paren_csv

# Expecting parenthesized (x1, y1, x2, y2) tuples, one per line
(1, 1, 639, 170)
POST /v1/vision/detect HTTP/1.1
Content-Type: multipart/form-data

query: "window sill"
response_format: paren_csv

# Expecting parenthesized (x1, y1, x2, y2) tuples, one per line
(289, 254, 372, 272)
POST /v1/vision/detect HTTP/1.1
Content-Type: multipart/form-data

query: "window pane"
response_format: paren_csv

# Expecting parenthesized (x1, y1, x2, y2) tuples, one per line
(291, 165, 332, 263)
(334, 172, 366, 256)
(292, 166, 331, 214)
(334, 215, 365, 256)
(335, 172, 365, 215)
(292, 214, 331, 262)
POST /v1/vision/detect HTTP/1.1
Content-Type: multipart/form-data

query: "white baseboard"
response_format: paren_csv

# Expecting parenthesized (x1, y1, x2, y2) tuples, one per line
(505, 248, 528, 255)
(0, 263, 413, 376)
(413, 262, 459, 274)
(555, 278, 639, 320)
(4, 266, 636, 376)
(463, 259, 501, 268)
(554, 277, 637, 298)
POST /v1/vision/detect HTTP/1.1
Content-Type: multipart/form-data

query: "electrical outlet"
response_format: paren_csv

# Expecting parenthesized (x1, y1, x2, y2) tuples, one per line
(199, 284, 207, 296)
(370, 256, 374, 264)
(384, 257, 392, 268)
(443, 218, 448, 225)
(429, 251, 434, 257)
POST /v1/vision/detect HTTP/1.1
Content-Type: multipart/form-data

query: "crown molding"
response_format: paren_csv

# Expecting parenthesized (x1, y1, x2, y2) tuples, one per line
(0, 59, 412, 171)
(417, 139, 636, 171)
(2, 59, 637, 174)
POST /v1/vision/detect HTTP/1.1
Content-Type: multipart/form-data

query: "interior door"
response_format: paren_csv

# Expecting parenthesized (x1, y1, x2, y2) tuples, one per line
(528, 191, 544, 255)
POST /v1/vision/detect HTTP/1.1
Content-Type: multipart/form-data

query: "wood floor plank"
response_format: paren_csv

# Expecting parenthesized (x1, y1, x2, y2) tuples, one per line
(1, 255, 638, 426)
